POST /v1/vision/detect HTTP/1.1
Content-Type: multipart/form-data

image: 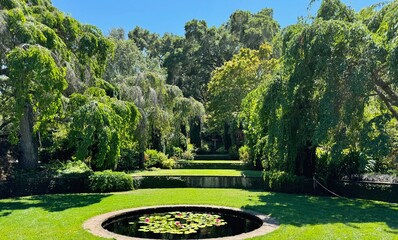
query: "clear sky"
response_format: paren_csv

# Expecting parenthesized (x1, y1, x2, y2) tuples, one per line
(51, 0, 385, 36)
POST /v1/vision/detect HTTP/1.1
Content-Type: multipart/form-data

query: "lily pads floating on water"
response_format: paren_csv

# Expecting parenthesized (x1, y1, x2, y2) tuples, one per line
(132, 211, 227, 235)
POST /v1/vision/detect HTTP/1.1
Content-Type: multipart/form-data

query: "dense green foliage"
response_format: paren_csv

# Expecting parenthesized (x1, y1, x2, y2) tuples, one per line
(263, 171, 309, 193)
(104, 33, 205, 166)
(68, 88, 139, 170)
(0, 0, 117, 170)
(88, 170, 133, 192)
(0, 0, 397, 184)
(0, 0, 205, 172)
(144, 149, 175, 169)
(239, 0, 398, 177)
(207, 43, 278, 131)
(128, 9, 280, 103)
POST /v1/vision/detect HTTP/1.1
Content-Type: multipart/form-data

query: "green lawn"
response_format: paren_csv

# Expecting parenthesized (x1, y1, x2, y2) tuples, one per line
(179, 160, 244, 164)
(131, 169, 262, 177)
(0, 188, 397, 240)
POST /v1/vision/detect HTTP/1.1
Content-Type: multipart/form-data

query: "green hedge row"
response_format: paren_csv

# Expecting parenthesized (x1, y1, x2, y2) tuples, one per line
(0, 176, 89, 198)
(327, 180, 398, 203)
(89, 170, 133, 193)
(0, 170, 134, 199)
(263, 171, 314, 194)
(262, 171, 398, 203)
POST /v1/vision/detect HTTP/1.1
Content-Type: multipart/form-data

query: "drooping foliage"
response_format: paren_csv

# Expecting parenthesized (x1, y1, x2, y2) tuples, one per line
(6, 45, 67, 169)
(240, 0, 398, 177)
(1, 0, 396, 180)
(7, 45, 67, 133)
(68, 87, 139, 170)
(0, 0, 117, 169)
(104, 32, 205, 166)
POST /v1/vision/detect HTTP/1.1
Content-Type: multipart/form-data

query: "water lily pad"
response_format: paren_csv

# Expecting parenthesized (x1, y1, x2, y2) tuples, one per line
(134, 211, 228, 235)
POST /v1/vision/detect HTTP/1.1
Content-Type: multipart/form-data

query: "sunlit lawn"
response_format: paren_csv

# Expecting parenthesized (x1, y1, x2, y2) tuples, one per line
(131, 169, 262, 177)
(0, 188, 397, 239)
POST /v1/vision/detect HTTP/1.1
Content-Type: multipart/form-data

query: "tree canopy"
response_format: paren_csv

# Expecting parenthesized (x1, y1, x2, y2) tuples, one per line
(0, 0, 396, 179)
(239, 0, 398, 177)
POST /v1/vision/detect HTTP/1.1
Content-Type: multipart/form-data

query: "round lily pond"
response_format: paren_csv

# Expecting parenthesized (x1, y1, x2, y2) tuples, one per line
(84, 205, 279, 240)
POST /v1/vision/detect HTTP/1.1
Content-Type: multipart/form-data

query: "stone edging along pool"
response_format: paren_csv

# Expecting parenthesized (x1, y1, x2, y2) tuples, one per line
(83, 205, 279, 240)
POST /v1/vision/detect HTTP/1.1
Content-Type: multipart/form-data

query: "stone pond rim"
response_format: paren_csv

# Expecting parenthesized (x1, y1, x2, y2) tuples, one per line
(83, 205, 280, 240)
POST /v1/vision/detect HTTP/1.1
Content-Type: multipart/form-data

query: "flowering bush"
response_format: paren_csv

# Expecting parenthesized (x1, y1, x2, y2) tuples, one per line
(144, 149, 175, 169)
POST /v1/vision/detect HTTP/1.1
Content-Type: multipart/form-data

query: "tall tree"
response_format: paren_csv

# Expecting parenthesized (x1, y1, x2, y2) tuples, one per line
(68, 87, 139, 170)
(0, 0, 113, 168)
(7, 45, 67, 169)
(104, 36, 204, 166)
(240, 0, 398, 177)
(227, 8, 281, 49)
(207, 43, 278, 132)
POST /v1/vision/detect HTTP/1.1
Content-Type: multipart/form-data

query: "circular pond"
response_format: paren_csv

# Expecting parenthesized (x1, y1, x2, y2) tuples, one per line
(84, 205, 279, 240)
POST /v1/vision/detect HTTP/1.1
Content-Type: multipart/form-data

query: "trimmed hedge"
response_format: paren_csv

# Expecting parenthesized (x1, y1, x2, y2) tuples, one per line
(263, 171, 314, 194)
(133, 175, 265, 189)
(0, 175, 89, 199)
(328, 180, 398, 203)
(89, 170, 133, 193)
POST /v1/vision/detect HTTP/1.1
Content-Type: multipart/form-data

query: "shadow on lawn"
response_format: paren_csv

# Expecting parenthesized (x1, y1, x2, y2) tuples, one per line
(244, 191, 398, 231)
(0, 193, 110, 216)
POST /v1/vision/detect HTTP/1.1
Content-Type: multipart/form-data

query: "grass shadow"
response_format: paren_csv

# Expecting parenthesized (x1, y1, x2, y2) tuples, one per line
(0, 193, 111, 214)
(243, 192, 398, 230)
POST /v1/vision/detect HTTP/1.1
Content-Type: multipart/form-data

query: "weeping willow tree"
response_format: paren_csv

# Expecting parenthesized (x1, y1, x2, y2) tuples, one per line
(68, 87, 139, 170)
(240, 0, 398, 177)
(104, 34, 205, 167)
(0, 0, 114, 169)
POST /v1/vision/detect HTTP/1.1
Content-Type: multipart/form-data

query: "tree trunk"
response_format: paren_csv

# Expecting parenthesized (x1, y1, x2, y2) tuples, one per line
(295, 142, 316, 177)
(137, 115, 147, 169)
(19, 103, 38, 169)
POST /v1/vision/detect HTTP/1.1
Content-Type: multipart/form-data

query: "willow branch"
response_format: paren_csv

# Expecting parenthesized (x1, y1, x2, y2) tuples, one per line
(375, 87, 398, 121)
(374, 79, 398, 106)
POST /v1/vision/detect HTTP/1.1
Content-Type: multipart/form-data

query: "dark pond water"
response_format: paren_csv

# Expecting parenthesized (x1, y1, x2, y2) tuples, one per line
(102, 206, 262, 239)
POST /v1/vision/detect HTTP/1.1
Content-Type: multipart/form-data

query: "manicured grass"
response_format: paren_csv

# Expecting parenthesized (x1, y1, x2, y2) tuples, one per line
(176, 160, 245, 169)
(131, 169, 262, 177)
(0, 189, 397, 240)
(180, 160, 244, 164)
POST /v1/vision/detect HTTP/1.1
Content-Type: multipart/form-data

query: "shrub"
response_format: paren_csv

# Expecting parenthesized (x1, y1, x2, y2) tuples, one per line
(239, 145, 250, 163)
(181, 143, 195, 160)
(340, 151, 367, 178)
(116, 149, 140, 171)
(216, 146, 226, 153)
(144, 149, 175, 169)
(161, 158, 176, 169)
(263, 170, 310, 193)
(134, 176, 187, 188)
(172, 147, 183, 159)
(181, 151, 194, 160)
(229, 145, 239, 160)
(89, 170, 133, 193)
(198, 143, 210, 152)
(55, 160, 93, 177)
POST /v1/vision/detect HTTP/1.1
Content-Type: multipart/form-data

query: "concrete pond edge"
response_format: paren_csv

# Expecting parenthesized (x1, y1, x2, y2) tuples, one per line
(83, 204, 279, 240)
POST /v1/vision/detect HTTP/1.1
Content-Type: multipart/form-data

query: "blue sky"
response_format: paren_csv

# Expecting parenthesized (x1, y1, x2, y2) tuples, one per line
(51, 0, 384, 36)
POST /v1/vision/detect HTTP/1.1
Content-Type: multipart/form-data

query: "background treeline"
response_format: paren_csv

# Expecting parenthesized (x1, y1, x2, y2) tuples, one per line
(0, 0, 397, 185)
